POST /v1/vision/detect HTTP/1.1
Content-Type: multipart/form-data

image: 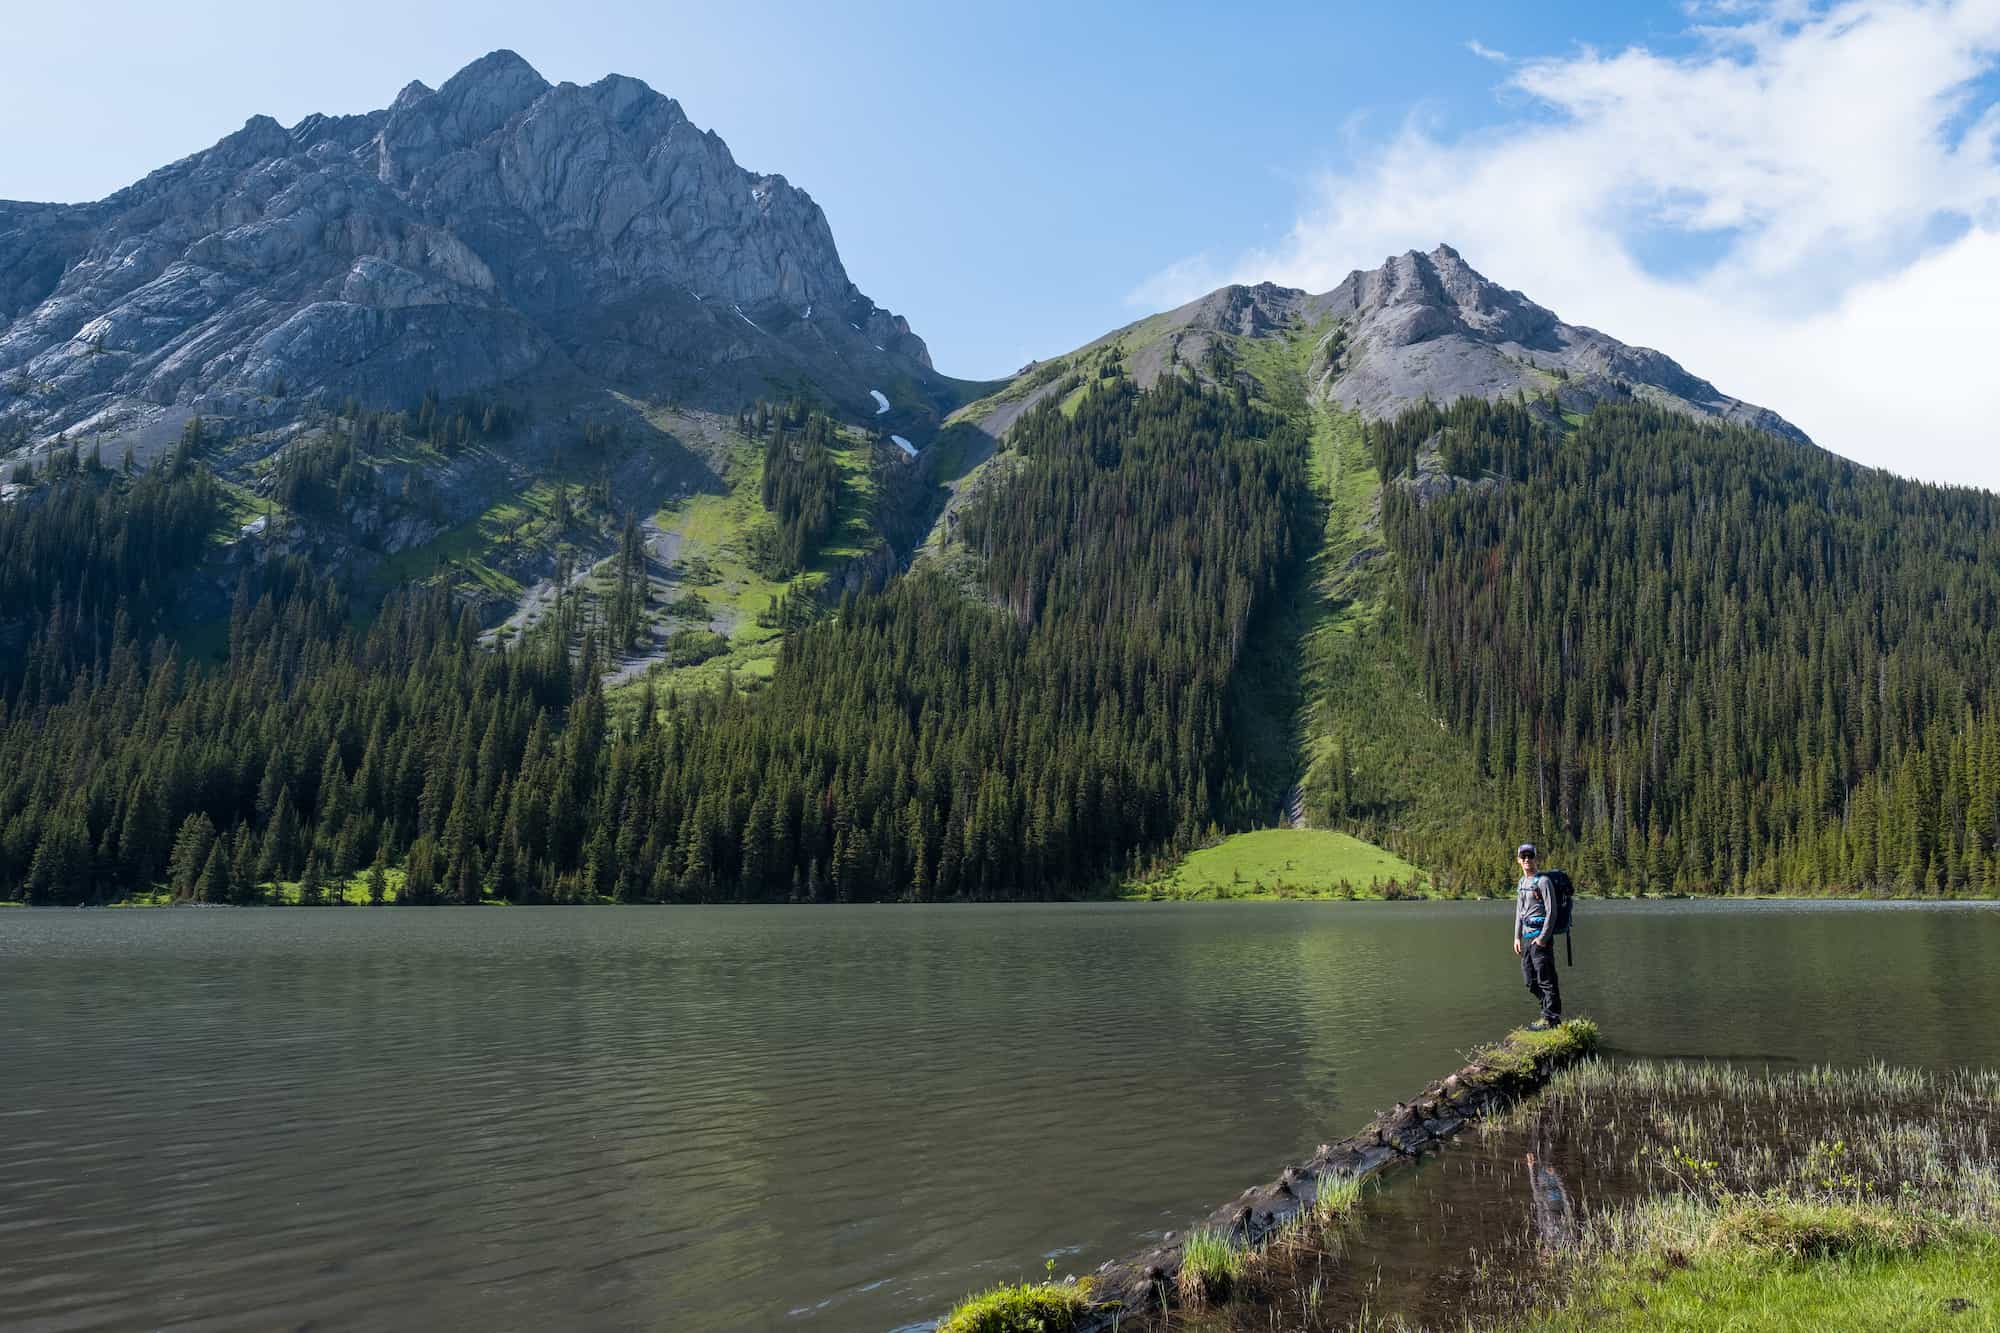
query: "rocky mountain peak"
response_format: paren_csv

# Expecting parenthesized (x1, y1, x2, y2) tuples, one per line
(377, 49, 552, 184)
(1325, 244, 1559, 351)
(1319, 245, 1806, 440)
(0, 52, 937, 458)
(1119, 246, 1805, 443)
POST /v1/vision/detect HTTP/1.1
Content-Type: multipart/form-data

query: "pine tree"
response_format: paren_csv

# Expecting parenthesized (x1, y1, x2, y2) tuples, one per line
(168, 813, 217, 900)
(196, 842, 230, 905)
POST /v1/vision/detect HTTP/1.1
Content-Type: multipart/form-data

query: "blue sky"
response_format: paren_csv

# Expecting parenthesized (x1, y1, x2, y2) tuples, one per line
(5, 1, 1998, 485)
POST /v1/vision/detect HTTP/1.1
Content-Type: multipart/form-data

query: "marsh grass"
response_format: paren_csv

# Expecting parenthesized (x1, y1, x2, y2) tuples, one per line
(1532, 1234, 2000, 1331)
(1503, 1058, 2000, 1225)
(1161, 1057, 2000, 1331)
(1515, 1195, 1999, 1331)
(1487, 1058, 2000, 1330)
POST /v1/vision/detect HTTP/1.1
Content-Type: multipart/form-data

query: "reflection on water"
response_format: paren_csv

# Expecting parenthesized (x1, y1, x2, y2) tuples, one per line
(1524, 1150, 1576, 1252)
(2, 900, 1996, 1330)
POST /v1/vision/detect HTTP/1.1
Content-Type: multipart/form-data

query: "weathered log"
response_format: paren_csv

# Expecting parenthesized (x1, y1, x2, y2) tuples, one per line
(1076, 1022, 1598, 1328)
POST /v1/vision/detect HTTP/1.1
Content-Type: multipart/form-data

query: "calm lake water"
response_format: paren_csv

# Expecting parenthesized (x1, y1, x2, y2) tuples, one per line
(4, 900, 1997, 1331)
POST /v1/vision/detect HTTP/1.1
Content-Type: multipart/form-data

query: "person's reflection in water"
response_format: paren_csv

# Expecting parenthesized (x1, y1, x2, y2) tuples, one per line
(1524, 1149, 1577, 1251)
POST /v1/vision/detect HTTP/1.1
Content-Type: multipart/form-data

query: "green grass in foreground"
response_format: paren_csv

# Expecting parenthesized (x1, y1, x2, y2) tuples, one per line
(1128, 827, 1425, 900)
(935, 1278, 1092, 1333)
(1520, 1205, 2000, 1331)
(1495, 1057, 2000, 1331)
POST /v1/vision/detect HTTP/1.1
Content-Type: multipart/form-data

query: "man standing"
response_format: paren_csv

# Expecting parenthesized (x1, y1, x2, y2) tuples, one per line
(1512, 843, 1562, 1029)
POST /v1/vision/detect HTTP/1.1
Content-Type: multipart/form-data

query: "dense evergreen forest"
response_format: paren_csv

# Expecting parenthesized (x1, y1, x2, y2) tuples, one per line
(1, 430, 222, 704)
(745, 401, 845, 578)
(6, 374, 2000, 903)
(0, 374, 1309, 902)
(640, 373, 1309, 900)
(1370, 397, 2000, 894)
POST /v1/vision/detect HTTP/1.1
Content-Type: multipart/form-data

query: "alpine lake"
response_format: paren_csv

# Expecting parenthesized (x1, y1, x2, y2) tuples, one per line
(4, 899, 1996, 1331)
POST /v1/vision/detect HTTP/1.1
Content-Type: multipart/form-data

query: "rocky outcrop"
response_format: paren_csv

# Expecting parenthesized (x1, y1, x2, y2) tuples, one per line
(1396, 433, 1504, 507)
(0, 51, 939, 457)
(1128, 247, 1808, 443)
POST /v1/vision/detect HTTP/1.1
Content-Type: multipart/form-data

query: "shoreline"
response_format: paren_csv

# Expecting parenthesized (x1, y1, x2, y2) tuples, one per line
(941, 1032, 2000, 1332)
(1078, 1021, 1601, 1328)
(25, 890, 2000, 910)
(939, 1022, 1601, 1332)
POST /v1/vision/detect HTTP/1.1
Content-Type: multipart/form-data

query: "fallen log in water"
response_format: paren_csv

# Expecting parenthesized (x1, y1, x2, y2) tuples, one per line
(1073, 1019, 1600, 1329)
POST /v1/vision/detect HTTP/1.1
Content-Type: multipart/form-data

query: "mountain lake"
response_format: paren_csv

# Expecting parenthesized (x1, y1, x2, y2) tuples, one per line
(3, 899, 1996, 1331)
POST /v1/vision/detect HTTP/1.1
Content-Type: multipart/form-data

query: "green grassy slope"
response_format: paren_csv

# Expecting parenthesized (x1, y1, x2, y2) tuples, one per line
(1127, 828, 1424, 900)
(633, 416, 884, 694)
(860, 305, 1510, 899)
(1138, 312, 1505, 898)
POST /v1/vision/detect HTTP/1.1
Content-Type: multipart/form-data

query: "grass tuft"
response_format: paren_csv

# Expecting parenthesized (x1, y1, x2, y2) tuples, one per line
(1177, 1227, 1248, 1305)
(1708, 1198, 1935, 1261)
(1310, 1172, 1366, 1227)
(935, 1278, 1092, 1333)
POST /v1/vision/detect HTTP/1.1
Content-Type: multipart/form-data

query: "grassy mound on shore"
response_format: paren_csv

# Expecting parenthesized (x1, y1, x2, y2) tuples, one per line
(1127, 827, 1426, 900)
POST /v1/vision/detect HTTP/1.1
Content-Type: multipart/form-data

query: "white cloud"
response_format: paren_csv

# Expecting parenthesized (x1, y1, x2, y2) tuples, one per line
(1136, 0, 2000, 489)
(1125, 251, 1232, 314)
(1465, 39, 1511, 63)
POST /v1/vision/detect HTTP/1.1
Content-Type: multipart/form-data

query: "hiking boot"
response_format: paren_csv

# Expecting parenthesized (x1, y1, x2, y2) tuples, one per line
(1527, 1019, 1555, 1031)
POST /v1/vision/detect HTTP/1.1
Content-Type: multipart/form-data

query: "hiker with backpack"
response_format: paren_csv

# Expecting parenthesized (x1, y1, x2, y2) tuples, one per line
(1512, 843, 1568, 1029)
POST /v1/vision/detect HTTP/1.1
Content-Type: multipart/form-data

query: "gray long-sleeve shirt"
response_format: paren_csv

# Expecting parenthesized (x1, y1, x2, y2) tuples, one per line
(1514, 873, 1553, 943)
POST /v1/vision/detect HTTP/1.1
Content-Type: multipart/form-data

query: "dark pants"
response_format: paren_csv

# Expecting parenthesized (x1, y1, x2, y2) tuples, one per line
(1521, 941, 1562, 1023)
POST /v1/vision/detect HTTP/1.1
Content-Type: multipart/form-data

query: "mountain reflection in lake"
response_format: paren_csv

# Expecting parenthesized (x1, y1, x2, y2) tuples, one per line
(3, 900, 1996, 1331)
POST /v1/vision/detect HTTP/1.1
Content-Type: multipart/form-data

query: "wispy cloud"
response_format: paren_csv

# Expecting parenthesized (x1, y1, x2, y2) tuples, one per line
(1125, 252, 1231, 313)
(1465, 39, 1510, 63)
(1135, 0, 2000, 488)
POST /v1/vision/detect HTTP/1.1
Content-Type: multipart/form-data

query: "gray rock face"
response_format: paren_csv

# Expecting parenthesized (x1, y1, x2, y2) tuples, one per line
(1140, 245, 1809, 443)
(0, 50, 936, 451)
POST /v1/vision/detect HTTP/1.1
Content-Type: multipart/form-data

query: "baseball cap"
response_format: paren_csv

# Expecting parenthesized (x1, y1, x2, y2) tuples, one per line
(1516, 843, 1537, 858)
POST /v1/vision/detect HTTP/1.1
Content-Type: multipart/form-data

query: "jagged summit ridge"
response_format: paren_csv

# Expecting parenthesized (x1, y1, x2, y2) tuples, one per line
(0, 50, 933, 452)
(1142, 244, 1808, 443)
